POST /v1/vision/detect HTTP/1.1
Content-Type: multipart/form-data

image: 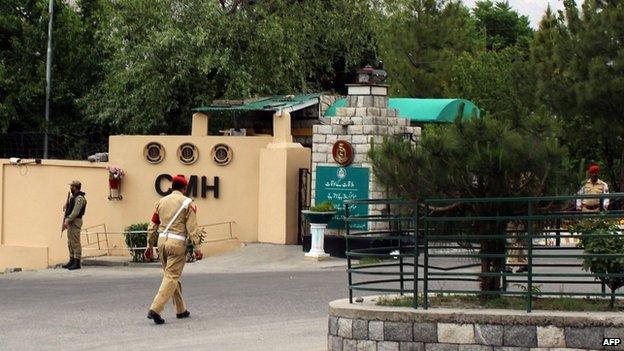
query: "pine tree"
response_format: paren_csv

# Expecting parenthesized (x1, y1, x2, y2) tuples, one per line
(378, 0, 483, 97)
(533, 1, 624, 191)
(369, 48, 571, 294)
(473, 0, 533, 51)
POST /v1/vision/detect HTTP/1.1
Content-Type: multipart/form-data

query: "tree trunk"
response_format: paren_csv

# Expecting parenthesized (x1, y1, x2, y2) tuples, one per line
(619, 130, 624, 199)
(479, 238, 491, 295)
(479, 222, 506, 299)
(610, 288, 616, 310)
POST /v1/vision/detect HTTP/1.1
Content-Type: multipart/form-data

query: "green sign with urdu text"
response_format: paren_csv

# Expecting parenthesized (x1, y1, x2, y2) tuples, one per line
(315, 166, 369, 230)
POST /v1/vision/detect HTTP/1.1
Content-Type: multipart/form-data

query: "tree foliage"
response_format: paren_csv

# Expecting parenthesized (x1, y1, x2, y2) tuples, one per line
(1, 0, 379, 147)
(369, 48, 571, 294)
(0, 0, 105, 134)
(473, 0, 533, 50)
(84, 0, 379, 134)
(532, 1, 624, 192)
(0, 0, 109, 158)
(1, 0, 622, 192)
(573, 218, 624, 309)
(370, 48, 570, 201)
(378, 0, 483, 97)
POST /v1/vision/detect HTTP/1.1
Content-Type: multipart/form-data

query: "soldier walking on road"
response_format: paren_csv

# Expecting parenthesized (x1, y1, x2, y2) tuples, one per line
(62, 180, 87, 270)
(145, 175, 203, 325)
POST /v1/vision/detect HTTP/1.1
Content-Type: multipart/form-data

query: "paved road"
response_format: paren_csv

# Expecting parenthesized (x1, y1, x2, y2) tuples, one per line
(0, 245, 607, 351)
(0, 245, 347, 351)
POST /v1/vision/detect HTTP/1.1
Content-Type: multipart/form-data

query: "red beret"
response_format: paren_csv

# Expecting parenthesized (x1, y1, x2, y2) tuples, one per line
(172, 174, 188, 187)
(588, 164, 600, 174)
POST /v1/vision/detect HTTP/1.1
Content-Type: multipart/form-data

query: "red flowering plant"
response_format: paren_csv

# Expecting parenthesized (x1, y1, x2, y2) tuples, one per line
(107, 165, 125, 199)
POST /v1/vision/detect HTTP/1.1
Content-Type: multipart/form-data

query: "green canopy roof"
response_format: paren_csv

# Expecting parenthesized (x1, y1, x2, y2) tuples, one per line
(193, 94, 320, 113)
(325, 98, 480, 123)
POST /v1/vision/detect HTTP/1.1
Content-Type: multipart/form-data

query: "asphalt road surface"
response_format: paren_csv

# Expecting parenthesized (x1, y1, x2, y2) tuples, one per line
(0, 245, 608, 351)
(0, 245, 347, 351)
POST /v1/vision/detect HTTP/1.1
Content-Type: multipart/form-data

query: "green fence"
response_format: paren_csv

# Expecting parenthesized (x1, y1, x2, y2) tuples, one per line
(344, 194, 624, 312)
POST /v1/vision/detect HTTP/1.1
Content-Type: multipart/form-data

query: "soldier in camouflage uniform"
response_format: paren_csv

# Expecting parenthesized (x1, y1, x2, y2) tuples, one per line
(145, 175, 202, 325)
(62, 180, 87, 270)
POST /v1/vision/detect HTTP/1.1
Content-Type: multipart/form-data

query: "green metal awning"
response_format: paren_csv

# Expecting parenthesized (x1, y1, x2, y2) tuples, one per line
(193, 94, 320, 113)
(324, 98, 480, 123)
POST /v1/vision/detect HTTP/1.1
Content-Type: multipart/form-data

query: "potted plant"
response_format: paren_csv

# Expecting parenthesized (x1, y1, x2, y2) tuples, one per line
(302, 201, 337, 260)
(302, 201, 337, 224)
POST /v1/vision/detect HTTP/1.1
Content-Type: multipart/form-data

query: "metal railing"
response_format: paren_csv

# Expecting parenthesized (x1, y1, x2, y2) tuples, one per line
(345, 194, 624, 312)
(198, 221, 237, 242)
(80, 221, 237, 254)
(80, 223, 111, 254)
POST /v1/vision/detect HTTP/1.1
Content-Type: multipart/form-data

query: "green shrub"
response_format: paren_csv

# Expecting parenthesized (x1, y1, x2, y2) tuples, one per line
(572, 218, 624, 309)
(124, 222, 148, 262)
(125, 223, 206, 263)
(310, 201, 336, 212)
(186, 228, 206, 262)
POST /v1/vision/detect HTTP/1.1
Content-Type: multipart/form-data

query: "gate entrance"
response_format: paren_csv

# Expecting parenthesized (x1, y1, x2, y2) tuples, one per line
(297, 168, 311, 245)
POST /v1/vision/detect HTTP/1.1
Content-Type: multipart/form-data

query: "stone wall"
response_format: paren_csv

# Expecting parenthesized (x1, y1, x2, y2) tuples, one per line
(328, 298, 624, 351)
(311, 86, 420, 232)
(320, 95, 341, 124)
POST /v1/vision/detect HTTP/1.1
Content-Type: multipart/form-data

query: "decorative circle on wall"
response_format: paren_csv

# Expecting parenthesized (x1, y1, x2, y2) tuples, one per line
(211, 144, 233, 166)
(144, 142, 165, 164)
(177, 143, 199, 165)
(332, 140, 354, 166)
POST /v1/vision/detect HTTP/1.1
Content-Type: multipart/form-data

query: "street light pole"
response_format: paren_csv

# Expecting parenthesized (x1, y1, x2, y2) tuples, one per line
(44, 0, 54, 159)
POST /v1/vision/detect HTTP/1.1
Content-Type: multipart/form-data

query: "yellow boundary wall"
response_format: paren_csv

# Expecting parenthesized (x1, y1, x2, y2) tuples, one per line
(0, 160, 111, 270)
(0, 111, 311, 271)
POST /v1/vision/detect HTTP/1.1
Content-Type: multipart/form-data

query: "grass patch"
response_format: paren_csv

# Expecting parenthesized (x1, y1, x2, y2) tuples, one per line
(376, 294, 624, 312)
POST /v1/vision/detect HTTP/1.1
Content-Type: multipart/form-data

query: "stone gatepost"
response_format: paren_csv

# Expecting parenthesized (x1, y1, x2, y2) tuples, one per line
(311, 83, 420, 233)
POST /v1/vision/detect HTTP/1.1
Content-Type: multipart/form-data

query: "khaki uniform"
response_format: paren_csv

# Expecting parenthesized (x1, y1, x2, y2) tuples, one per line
(576, 179, 609, 212)
(66, 193, 86, 259)
(147, 190, 200, 315)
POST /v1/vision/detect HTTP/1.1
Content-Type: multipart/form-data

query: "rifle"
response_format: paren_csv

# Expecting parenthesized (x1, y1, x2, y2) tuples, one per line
(61, 191, 70, 238)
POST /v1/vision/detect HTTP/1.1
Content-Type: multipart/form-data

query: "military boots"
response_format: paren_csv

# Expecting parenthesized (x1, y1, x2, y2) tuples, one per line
(147, 310, 165, 325)
(176, 310, 190, 319)
(67, 259, 81, 270)
(61, 258, 75, 269)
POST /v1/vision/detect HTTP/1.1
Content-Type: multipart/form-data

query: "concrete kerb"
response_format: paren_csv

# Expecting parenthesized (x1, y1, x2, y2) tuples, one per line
(80, 256, 160, 267)
(329, 297, 624, 328)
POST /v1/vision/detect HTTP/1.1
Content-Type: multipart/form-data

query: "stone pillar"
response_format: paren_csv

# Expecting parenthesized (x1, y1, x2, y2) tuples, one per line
(191, 113, 209, 136)
(311, 84, 421, 233)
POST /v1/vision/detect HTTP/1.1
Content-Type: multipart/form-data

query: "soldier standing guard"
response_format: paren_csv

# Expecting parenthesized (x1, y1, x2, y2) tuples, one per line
(145, 175, 203, 325)
(576, 164, 610, 212)
(62, 180, 87, 270)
